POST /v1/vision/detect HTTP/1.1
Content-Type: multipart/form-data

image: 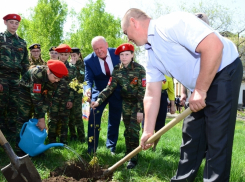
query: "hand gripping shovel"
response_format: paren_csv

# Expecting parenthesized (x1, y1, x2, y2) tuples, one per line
(103, 107, 192, 176)
(0, 130, 41, 182)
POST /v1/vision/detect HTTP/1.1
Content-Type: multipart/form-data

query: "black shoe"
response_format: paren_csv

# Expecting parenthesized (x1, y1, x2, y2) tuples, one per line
(80, 138, 86, 144)
(127, 160, 137, 169)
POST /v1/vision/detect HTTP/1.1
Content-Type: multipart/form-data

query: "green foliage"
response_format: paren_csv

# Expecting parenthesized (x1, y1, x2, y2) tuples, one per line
(17, 0, 68, 61)
(65, 0, 124, 58)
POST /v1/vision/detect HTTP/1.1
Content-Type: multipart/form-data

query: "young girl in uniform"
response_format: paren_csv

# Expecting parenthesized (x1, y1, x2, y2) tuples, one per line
(91, 43, 146, 169)
(68, 47, 86, 143)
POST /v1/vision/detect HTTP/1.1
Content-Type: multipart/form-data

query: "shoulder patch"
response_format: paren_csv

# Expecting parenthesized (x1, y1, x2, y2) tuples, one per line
(108, 77, 112, 85)
(33, 83, 41, 93)
(142, 78, 146, 87)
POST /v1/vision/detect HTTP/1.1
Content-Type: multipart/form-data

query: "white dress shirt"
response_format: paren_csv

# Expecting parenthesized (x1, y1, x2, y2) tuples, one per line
(98, 50, 114, 75)
(145, 12, 239, 91)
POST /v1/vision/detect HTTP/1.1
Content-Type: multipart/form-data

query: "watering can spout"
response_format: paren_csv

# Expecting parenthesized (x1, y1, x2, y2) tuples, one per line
(34, 143, 64, 156)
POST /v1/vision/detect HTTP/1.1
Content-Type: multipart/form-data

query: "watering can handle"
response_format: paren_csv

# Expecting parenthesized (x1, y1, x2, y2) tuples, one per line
(19, 122, 28, 139)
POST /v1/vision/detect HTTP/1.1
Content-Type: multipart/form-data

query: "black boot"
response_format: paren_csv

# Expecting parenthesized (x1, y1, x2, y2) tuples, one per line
(127, 160, 137, 169)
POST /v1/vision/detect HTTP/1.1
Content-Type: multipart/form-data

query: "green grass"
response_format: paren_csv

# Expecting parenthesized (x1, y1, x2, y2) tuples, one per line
(1, 112, 245, 181)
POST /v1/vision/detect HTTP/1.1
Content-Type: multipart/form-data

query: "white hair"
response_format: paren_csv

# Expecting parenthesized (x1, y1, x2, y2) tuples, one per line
(91, 36, 107, 47)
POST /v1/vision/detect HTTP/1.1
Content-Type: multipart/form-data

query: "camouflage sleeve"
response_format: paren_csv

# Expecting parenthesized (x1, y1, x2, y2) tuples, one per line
(21, 45, 30, 75)
(68, 88, 75, 102)
(75, 60, 85, 83)
(97, 70, 118, 105)
(137, 66, 146, 113)
(29, 73, 46, 118)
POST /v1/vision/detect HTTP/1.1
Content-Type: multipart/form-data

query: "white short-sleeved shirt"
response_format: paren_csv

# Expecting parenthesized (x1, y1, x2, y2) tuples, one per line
(145, 12, 239, 91)
(98, 50, 114, 75)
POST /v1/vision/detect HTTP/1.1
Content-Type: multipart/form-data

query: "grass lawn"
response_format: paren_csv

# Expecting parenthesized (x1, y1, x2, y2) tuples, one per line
(0, 110, 245, 181)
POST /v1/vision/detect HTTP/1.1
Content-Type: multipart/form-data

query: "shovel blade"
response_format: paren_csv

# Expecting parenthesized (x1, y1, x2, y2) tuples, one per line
(1, 155, 41, 182)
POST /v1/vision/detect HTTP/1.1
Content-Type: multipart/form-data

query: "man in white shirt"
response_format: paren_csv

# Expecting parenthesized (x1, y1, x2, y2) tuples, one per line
(84, 36, 122, 155)
(121, 8, 243, 181)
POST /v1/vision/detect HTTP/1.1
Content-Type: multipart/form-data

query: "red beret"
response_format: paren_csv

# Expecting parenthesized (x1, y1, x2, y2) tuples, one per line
(47, 60, 68, 78)
(55, 44, 71, 53)
(3, 14, 21, 22)
(115, 43, 134, 55)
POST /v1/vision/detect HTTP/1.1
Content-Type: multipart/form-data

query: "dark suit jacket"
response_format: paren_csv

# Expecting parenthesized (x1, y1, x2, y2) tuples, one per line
(84, 48, 121, 101)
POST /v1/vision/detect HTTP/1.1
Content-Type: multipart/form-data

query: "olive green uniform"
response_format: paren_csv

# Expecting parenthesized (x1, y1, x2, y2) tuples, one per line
(97, 61, 146, 161)
(29, 57, 46, 66)
(48, 60, 76, 144)
(0, 30, 29, 140)
(69, 59, 85, 142)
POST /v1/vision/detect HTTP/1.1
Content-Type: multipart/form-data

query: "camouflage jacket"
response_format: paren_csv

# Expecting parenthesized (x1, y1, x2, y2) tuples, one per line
(0, 30, 29, 79)
(19, 65, 67, 118)
(74, 59, 85, 83)
(64, 60, 76, 102)
(29, 57, 46, 66)
(97, 61, 146, 113)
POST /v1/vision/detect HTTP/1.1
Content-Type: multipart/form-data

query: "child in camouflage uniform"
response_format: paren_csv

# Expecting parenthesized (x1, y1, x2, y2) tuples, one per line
(91, 43, 146, 169)
(29, 43, 46, 66)
(49, 46, 58, 60)
(68, 47, 85, 143)
(17, 60, 68, 153)
(48, 44, 76, 144)
(0, 14, 29, 141)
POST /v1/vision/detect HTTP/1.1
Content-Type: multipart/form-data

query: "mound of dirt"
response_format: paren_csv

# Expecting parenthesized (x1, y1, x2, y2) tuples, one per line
(42, 161, 113, 182)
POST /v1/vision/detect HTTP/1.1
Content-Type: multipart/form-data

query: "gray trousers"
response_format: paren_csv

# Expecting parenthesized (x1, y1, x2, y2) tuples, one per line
(171, 58, 243, 182)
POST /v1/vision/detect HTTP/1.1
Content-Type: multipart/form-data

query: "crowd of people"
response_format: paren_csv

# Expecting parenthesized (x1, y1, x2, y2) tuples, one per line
(0, 8, 242, 181)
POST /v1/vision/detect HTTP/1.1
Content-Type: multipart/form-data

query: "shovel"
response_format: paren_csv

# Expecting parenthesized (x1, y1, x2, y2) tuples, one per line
(0, 130, 41, 182)
(103, 107, 192, 176)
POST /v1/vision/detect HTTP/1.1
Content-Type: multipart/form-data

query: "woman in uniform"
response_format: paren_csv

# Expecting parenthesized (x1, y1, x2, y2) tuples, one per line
(68, 47, 85, 143)
(29, 43, 46, 65)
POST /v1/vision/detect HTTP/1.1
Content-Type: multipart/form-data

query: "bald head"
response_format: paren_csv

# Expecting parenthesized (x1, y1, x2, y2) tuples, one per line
(121, 8, 151, 46)
(121, 8, 151, 29)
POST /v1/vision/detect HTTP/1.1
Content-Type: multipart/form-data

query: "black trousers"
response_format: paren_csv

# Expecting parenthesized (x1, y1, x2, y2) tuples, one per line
(142, 90, 168, 131)
(171, 58, 243, 182)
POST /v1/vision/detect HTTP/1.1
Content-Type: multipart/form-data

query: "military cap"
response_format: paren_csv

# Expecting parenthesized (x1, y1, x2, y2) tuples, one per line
(49, 46, 57, 51)
(47, 60, 68, 78)
(71, 47, 80, 53)
(29, 43, 41, 50)
(195, 13, 209, 25)
(3, 14, 21, 22)
(55, 44, 71, 53)
(115, 43, 134, 55)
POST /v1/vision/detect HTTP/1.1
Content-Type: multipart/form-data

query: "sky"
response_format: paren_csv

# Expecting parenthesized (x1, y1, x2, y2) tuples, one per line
(0, 0, 245, 33)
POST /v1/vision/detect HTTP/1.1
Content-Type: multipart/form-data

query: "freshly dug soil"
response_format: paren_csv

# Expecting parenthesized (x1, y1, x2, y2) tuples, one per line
(42, 161, 113, 182)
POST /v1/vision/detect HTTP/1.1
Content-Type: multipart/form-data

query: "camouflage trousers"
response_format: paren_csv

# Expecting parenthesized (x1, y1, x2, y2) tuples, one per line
(122, 99, 141, 162)
(48, 92, 70, 144)
(17, 86, 37, 147)
(69, 93, 85, 141)
(0, 78, 19, 141)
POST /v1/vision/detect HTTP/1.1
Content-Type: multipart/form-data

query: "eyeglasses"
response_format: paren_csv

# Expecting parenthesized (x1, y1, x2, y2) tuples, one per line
(196, 14, 203, 19)
(31, 50, 40, 53)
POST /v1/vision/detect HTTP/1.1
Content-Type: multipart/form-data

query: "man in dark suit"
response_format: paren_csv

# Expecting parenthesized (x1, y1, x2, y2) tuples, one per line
(84, 36, 122, 155)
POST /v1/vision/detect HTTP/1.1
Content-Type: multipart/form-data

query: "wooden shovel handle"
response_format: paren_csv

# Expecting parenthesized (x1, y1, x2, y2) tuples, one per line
(104, 107, 192, 175)
(0, 130, 8, 146)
